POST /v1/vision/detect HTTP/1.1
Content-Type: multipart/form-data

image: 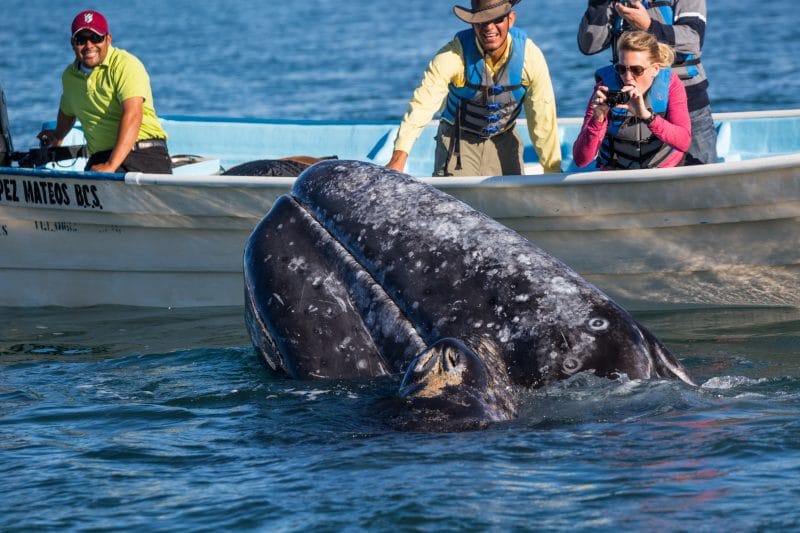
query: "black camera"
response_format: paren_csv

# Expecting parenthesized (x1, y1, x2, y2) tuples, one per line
(605, 89, 630, 107)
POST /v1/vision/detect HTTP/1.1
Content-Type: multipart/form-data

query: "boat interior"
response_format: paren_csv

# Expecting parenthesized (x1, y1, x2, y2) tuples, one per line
(6, 109, 800, 177)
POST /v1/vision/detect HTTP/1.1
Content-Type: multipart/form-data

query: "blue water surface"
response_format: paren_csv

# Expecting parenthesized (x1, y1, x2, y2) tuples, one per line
(2, 306, 800, 530)
(3, 0, 800, 145)
(2, 0, 800, 530)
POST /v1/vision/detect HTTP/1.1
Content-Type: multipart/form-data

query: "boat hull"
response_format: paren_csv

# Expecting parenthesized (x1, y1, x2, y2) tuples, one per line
(2, 111, 799, 309)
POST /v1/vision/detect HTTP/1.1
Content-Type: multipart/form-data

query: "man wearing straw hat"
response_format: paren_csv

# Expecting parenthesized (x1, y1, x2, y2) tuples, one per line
(386, 0, 561, 176)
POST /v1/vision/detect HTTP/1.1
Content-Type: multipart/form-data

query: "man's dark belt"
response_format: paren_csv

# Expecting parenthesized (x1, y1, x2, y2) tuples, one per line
(131, 138, 167, 151)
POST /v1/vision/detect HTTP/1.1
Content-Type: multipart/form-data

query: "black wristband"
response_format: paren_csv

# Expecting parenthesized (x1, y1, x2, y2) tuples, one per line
(642, 114, 657, 125)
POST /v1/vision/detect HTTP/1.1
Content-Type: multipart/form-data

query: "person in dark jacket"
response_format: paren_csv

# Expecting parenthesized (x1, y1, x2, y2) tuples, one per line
(577, 0, 716, 165)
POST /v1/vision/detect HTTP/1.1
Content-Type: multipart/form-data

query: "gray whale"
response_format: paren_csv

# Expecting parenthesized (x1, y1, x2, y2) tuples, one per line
(244, 160, 694, 430)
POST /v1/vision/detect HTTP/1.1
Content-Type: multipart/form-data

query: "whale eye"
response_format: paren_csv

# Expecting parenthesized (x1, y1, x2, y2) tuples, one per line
(587, 317, 610, 331)
(562, 357, 582, 374)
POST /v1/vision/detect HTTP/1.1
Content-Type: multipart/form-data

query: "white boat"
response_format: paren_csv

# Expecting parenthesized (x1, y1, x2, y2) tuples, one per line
(1, 109, 799, 309)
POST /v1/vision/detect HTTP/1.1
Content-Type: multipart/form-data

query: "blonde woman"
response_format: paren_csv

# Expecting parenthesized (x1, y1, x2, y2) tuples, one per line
(572, 30, 690, 169)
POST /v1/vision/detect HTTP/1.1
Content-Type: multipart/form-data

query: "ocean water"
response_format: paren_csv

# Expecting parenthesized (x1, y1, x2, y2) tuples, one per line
(2, 0, 800, 530)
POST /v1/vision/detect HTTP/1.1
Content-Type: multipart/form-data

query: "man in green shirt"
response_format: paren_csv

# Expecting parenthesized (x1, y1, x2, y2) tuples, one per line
(38, 10, 172, 174)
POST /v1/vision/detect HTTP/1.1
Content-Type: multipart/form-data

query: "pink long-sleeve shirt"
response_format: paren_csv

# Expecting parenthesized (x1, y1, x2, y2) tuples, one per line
(572, 72, 691, 169)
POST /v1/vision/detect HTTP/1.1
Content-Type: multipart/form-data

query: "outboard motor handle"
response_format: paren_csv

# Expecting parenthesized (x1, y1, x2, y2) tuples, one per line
(0, 81, 14, 167)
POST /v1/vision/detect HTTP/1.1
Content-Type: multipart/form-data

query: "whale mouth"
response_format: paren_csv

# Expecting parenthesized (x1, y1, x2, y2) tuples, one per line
(399, 338, 489, 399)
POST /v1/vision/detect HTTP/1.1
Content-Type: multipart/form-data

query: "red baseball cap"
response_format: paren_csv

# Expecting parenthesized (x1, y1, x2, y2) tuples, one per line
(71, 10, 109, 38)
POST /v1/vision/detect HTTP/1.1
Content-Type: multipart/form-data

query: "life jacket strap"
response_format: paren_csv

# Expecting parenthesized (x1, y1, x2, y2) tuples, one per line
(464, 81, 524, 96)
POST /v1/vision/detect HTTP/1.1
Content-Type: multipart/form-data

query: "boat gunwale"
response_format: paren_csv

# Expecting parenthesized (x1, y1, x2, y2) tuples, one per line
(155, 108, 800, 126)
(2, 151, 800, 190)
(2, 109, 800, 188)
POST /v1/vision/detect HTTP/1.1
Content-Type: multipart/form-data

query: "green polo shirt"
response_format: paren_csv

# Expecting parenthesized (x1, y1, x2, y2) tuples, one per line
(59, 46, 167, 154)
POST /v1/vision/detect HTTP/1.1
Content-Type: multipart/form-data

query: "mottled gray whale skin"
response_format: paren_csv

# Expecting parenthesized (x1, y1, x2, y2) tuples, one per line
(244, 160, 694, 429)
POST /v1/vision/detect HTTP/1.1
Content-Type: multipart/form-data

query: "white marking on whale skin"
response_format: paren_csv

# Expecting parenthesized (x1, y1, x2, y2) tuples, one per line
(576, 331, 597, 351)
(329, 296, 349, 313)
(378, 240, 395, 253)
(565, 360, 588, 374)
(287, 256, 307, 272)
(272, 293, 285, 306)
(484, 268, 500, 278)
(549, 276, 579, 295)
(430, 219, 469, 243)
(338, 336, 352, 350)
(587, 317, 610, 331)
(514, 294, 531, 303)
(318, 275, 351, 313)
(498, 325, 512, 343)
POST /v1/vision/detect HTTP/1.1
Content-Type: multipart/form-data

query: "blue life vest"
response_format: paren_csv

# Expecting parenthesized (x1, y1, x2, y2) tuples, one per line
(441, 27, 528, 138)
(612, 1, 700, 80)
(595, 64, 675, 169)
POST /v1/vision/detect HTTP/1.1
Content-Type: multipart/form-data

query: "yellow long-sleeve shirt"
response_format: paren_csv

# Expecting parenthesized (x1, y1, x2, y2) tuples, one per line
(394, 33, 562, 173)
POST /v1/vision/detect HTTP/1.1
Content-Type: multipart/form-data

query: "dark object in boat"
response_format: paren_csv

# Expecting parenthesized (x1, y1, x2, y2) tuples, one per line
(223, 155, 338, 177)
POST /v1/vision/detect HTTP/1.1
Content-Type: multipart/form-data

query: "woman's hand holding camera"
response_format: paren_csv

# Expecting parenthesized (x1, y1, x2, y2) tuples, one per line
(591, 84, 653, 122)
(591, 86, 612, 122)
(622, 85, 654, 121)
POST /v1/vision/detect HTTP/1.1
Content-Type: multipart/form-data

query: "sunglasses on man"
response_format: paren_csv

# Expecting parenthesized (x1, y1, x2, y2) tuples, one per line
(72, 33, 106, 46)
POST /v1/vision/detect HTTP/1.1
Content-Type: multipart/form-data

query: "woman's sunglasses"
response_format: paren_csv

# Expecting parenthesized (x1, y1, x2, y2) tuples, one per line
(614, 64, 648, 77)
(72, 33, 106, 46)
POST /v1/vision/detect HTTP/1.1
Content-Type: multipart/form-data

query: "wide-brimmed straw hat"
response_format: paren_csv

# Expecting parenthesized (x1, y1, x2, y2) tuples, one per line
(453, 0, 521, 24)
